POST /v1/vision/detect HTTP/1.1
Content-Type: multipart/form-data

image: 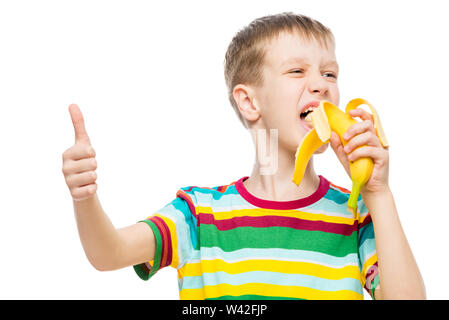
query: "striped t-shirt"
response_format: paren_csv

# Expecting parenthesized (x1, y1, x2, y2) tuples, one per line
(133, 175, 380, 300)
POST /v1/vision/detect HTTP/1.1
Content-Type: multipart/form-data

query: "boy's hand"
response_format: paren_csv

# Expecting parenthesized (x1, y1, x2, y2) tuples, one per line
(62, 104, 98, 201)
(329, 108, 390, 195)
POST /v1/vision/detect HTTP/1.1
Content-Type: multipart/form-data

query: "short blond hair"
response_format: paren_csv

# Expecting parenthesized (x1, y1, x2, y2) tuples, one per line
(224, 12, 335, 128)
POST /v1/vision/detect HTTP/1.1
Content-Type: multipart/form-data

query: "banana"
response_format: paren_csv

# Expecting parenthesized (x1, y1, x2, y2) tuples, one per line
(292, 99, 388, 219)
(293, 129, 329, 188)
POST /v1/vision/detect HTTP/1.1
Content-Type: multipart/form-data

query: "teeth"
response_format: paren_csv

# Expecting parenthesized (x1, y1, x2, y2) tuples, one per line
(305, 113, 313, 122)
(304, 106, 314, 113)
(300, 106, 316, 117)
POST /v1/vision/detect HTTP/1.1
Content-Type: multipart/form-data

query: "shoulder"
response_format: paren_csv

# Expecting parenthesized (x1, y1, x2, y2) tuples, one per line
(324, 178, 352, 203)
(175, 178, 241, 206)
(324, 177, 370, 222)
(176, 181, 240, 201)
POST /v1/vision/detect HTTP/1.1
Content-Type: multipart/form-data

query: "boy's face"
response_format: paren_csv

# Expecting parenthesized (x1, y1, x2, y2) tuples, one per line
(253, 31, 340, 154)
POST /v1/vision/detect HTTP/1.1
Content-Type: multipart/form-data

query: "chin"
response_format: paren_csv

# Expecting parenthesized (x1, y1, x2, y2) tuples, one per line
(314, 143, 329, 154)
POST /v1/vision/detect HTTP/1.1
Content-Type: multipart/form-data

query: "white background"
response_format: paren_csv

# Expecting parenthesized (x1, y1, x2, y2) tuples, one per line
(0, 0, 448, 299)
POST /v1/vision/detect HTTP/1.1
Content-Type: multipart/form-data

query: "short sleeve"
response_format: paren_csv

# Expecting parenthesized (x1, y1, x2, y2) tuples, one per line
(133, 189, 198, 281)
(357, 200, 380, 299)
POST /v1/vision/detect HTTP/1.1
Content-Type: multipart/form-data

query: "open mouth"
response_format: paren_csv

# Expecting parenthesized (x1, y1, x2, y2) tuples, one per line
(299, 102, 320, 131)
(300, 108, 314, 119)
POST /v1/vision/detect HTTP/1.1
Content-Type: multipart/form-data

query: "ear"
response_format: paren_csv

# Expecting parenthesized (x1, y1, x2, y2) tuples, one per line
(233, 84, 261, 124)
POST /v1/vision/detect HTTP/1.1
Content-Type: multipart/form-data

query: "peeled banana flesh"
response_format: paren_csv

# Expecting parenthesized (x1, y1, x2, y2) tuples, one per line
(292, 98, 389, 219)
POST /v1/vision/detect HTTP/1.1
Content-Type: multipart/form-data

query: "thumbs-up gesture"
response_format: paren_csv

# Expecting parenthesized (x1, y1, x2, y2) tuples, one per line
(62, 104, 98, 201)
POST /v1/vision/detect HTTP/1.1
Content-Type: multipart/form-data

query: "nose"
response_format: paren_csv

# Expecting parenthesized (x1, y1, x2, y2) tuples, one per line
(307, 74, 329, 96)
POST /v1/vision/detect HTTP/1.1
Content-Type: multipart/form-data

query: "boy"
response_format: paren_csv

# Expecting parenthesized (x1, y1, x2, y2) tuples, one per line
(62, 12, 425, 300)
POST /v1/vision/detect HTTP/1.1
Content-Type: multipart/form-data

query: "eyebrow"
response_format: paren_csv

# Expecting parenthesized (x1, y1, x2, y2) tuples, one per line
(322, 60, 339, 72)
(281, 57, 310, 68)
(281, 57, 339, 72)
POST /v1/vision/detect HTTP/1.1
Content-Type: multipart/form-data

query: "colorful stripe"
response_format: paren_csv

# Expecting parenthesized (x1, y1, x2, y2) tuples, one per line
(176, 189, 198, 223)
(199, 224, 357, 256)
(358, 212, 372, 229)
(329, 181, 351, 194)
(133, 219, 162, 280)
(197, 206, 355, 224)
(134, 175, 379, 300)
(154, 214, 179, 268)
(184, 247, 359, 268)
(181, 271, 362, 292)
(207, 294, 304, 300)
(235, 175, 330, 210)
(179, 259, 361, 280)
(180, 283, 363, 300)
(198, 212, 357, 235)
(151, 216, 173, 268)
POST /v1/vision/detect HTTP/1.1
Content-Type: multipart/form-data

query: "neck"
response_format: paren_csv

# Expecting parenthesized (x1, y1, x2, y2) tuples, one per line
(244, 129, 320, 201)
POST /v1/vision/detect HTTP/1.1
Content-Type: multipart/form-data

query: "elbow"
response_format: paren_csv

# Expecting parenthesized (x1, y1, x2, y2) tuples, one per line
(419, 292, 427, 300)
(87, 255, 118, 272)
(91, 262, 114, 272)
(402, 291, 427, 300)
(85, 244, 123, 272)
(378, 284, 427, 300)
(409, 280, 427, 300)
(416, 285, 427, 300)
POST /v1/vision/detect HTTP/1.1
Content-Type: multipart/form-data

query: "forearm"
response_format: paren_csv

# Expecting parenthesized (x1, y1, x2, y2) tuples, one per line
(64, 105, 145, 271)
(73, 194, 122, 271)
(362, 188, 426, 299)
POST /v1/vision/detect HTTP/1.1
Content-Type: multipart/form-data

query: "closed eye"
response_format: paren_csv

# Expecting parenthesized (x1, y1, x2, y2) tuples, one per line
(289, 70, 337, 78)
(324, 72, 337, 78)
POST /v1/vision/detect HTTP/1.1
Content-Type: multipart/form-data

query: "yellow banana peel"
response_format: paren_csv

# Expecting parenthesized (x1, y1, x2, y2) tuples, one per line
(292, 98, 389, 219)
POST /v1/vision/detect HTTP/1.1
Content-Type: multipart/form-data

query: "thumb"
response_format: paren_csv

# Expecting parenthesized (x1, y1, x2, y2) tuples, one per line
(69, 104, 90, 145)
(330, 131, 350, 176)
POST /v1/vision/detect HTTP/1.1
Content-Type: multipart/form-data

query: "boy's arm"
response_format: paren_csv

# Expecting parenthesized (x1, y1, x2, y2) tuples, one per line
(331, 107, 426, 299)
(362, 188, 426, 300)
(63, 104, 155, 271)
(72, 194, 156, 271)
